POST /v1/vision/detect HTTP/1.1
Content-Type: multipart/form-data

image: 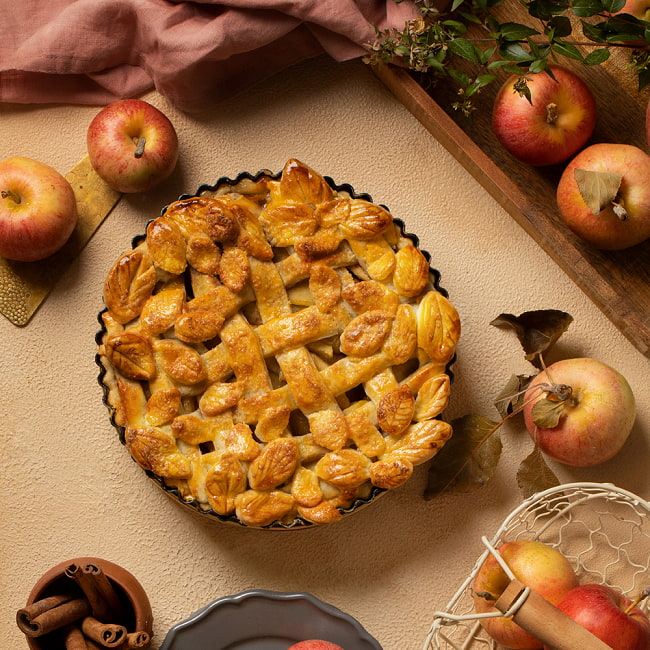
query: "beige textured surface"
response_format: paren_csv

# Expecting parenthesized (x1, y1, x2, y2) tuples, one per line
(1, 55, 649, 650)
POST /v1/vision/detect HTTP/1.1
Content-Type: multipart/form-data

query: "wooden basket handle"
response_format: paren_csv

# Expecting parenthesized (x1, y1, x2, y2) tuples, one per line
(494, 579, 612, 650)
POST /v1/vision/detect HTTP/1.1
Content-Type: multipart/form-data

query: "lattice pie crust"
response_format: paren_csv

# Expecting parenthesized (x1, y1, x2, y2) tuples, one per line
(97, 159, 460, 528)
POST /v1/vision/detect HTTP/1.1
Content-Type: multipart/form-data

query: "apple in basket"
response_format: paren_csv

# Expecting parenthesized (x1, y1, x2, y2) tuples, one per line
(0, 156, 78, 262)
(491, 65, 597, 166)
(522, 357, 636, 467)
(87, 99, 179, 193)
(544, 583, 650, 650)
(287, 642, 344, 649)
(473, 539, 578, 649)
(556, 142, 650, 249)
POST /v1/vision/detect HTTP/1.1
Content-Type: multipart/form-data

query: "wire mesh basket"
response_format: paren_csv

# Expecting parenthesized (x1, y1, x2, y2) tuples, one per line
(423, 482, 650, 650)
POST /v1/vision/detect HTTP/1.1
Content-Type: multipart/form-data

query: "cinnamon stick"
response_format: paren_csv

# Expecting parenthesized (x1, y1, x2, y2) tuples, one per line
(82, 640, 104, 650)
(17, 593, 75, 624)
(124, 631, 151, 648)
(63, 624, 90, 650)
(17, 597, 91, 637)
(81, 616, 127, 648)
(65, 563, 124, 623)
(82, 563, 125, 620)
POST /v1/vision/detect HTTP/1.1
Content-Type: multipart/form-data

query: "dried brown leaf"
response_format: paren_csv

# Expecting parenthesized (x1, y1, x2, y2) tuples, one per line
(517, 446, 560, 499)
(494, 374, 533, 420)
(490, 309, 573, 368)
(423, 414, 501, 499)
(531, 396, 565, 428)
(574, 168, 622, 216)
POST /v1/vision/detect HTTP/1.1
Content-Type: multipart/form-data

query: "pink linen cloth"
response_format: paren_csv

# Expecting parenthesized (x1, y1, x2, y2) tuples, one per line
(0, 0, 417, 112)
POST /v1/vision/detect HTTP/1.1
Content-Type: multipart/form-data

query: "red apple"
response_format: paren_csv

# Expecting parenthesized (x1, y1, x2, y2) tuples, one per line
(87, 99, 179, 193)
(556, 142, 650, 249)
(287, 642, 344, 650)
(544, 584, 650, 650)
(492, 66, 597, 166)
(473, 540, 578, 649)
(0, 156, 78, 262)
(523, 357, 636, 467)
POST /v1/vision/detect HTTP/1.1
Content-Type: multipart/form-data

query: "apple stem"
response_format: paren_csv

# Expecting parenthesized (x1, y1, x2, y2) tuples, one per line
(1, 189, 21, 204)
(624, 586, 650, 614)
(612, 201, 628, 221)
(546, 102, 559, 124)
(475, 591, 496, 601)
(134, 136, 146, 159)
(535, 357, 572, 402)
(546, 383, 572, 401)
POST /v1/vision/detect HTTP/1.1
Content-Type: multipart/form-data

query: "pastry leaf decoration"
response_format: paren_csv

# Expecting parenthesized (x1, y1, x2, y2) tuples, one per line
(574, 168, 622, 216)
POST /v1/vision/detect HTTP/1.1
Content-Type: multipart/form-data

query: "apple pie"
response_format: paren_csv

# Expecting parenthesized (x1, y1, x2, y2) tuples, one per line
(97, 159, 460, 528)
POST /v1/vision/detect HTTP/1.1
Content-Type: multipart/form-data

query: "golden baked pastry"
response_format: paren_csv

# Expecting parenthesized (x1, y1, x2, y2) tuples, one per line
(97, 159, 460, 528)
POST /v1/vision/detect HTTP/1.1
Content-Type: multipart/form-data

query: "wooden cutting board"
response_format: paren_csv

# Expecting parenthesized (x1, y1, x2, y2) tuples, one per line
(372, 58, 650, 360)
(0, 156, 121, 326)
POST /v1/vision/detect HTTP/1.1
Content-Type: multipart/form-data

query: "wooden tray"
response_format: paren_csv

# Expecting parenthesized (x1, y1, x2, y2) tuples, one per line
(372, 59, 650, 359)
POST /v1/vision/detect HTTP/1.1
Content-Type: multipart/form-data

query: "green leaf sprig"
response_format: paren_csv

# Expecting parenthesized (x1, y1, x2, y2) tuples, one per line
(365, 0, 650, 115)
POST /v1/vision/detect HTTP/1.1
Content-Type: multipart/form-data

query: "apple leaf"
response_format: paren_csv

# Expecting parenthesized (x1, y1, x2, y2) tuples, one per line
(490, 309, 573, 368)
(423, 414, 502, 499)
(574, 168, 622, 216)
(517, 446, 560, 499)
(531, 395, 566, 428)
(494, 373, 534, 419)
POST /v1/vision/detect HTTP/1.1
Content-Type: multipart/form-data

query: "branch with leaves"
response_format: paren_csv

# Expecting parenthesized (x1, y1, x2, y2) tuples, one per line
(365, 0, 650, 115)
(424, 309, 576, 500)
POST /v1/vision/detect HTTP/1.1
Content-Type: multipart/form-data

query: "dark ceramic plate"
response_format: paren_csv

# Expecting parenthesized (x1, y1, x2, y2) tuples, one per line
(158, 589, 383, 649)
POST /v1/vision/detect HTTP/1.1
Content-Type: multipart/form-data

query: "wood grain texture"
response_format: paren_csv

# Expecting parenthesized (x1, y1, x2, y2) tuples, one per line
(372, 60, 650, 358)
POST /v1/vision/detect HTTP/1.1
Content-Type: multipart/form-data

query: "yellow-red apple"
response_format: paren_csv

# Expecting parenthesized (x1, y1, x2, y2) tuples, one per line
(523, 357, 636, 467)
(0, 156, 78, 262)
(556, 142, 650, 249)
(87, 99, 179, 193)
(473, 540, 578, 649)
(544, 584, 650, 650)
(492, 66, 597, 166)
